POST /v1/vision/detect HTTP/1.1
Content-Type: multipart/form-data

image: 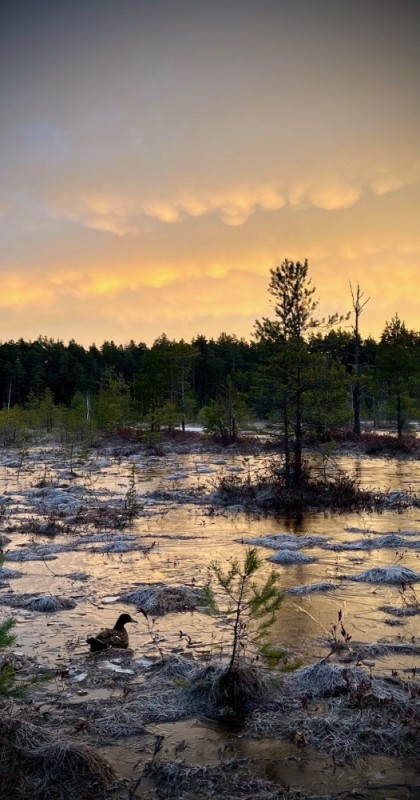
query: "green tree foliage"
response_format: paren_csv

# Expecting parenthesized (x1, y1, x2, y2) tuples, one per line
(200, 377, 248, 444)
(202, 548, 286, 678)
(0, 303, 420, 442)
(303, 355, 351, 438)
(0, 618, 27, 700)
(94, 368, 132, 431)
(60, 391, 95, 445)
(0, 616, 51, 699)
(376, 315, 420, 438)
(0, 406, 29, 446)
(255, 259, 346, 486)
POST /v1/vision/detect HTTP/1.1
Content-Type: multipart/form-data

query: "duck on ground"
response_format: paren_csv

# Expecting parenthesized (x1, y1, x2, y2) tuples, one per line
(87, 612, 137, 652)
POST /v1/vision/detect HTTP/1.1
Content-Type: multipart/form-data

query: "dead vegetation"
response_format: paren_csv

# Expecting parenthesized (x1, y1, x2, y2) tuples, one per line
(287, 582, 338, 595)
(0, 565, 23, 579)
(0, 716, 118, 800)
(120, 583, 204, 615)
(350, 566, 420, 584)
(42, 655, 281, 745)
(211, 465, 385, 514)
(0, 593, 76, 612)
(190, 660, 281, 714)
(144, 758, 329, 800)
(246, 661, 420, 764)
(268, 550, 315, 565)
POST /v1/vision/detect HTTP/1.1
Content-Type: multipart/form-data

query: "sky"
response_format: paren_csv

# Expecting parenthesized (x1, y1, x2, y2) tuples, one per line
(1, 0, 419, 347)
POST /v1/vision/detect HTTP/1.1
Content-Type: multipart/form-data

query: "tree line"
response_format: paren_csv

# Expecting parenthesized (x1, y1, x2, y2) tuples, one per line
(0, 261, 419, 446)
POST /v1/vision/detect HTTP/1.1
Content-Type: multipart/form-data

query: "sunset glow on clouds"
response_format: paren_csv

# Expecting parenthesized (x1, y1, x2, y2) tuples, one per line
(1, 0, 419, 346)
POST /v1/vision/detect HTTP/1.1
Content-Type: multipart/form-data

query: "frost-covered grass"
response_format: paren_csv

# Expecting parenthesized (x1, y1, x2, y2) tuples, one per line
(0, 593, 76, 612)
(247, 662, 420, 763)
(120, 583, 204, 615)
(350, 566, 420, 584)
(0, 717, 118, 800)
(287, 582, 339, 595)
(243, 533, 327, 550)
(268, 550, 316, 565)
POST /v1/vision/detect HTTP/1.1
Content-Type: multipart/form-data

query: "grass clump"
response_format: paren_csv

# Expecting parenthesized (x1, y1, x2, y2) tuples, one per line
(0, 594, 77, 612)
(120, 583, 203, 615)
(351, 566, 420, 585)
(360, 432, 418, 456)
(0, 717, 118, 800)
(212, 461, 380, 513)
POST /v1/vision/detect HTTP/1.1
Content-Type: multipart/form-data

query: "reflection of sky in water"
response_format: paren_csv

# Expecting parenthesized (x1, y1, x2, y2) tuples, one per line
(1, 447, 420, 676)
(2, 445, 420, 797)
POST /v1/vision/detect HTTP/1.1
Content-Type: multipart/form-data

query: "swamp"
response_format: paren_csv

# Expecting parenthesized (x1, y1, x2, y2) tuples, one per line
(1, 430, 420, 799)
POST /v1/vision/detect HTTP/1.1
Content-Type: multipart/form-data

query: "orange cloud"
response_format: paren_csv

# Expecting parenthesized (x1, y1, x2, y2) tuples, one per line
(46, 183, 286, 233)
(0, 274, 53, 307)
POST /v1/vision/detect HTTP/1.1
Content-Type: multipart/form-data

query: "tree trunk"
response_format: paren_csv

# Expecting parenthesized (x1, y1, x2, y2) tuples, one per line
(350, 282, 369, 437)
(353, 383, 361, 437)
(293, 371, 303, 488)
(283, 396, 291, 488)
(397, 393, 403, 440)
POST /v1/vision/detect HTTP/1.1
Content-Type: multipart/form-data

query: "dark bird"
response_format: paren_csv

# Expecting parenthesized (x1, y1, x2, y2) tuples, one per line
(87, 613, 137, 652)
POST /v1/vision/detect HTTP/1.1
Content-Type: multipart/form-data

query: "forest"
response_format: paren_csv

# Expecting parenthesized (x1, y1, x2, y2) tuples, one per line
(0, 263, 419, 446)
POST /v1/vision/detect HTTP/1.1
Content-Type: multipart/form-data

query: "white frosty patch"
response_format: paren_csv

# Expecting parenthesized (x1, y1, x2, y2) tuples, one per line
(100, 662, 134, 675)
(287, 582, 338, 595)
(351, 566, 420, 584)
(268, 549, 316, 565)
(245, 533, 326, 550)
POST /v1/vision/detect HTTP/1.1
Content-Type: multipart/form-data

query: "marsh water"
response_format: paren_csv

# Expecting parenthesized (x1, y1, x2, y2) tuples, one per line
(1, 441, 420, 797)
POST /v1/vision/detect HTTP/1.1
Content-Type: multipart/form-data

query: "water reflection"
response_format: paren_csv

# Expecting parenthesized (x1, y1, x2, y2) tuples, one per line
(1, 446, 420, 796)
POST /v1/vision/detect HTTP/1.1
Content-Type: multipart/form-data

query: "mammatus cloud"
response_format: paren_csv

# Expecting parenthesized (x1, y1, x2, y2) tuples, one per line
(43, 162, 420, 236)
(370, 160, 420, 196)
(46, 184, 286, 234)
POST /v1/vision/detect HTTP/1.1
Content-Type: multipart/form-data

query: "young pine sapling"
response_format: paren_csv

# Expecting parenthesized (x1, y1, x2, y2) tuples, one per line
(201, 548, 287, 708)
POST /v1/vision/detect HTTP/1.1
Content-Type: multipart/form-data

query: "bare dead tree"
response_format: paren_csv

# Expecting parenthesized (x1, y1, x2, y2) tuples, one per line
(350, 282, 370, 436)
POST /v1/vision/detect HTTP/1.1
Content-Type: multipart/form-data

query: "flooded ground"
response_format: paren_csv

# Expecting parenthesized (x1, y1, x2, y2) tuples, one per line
(1, 437, 420, 798)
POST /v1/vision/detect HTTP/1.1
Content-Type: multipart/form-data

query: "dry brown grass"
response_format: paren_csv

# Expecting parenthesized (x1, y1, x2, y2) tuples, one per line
(246, 663, 420, 764)
(0, 593, 76, 612)
(0, 716, 119, 800)
(144, 758, 329, 800)
(120, 583, 204, 615)
(190, 661, 281, 713)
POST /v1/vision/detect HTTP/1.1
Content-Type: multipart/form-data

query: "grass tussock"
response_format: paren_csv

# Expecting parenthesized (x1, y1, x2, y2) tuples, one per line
(0, 566, 23, 579)
(213, 466, 381, 513)
(350, 566, 420, 585)
(360, 432, 418, 456)
(0, 594, 76, 612)
(73, 657, 280, 744)
(0, 717, 117, 800)
(76, 656, 201, 742)
(120, 583, 204, 615)
(191, 662, 281, 714)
